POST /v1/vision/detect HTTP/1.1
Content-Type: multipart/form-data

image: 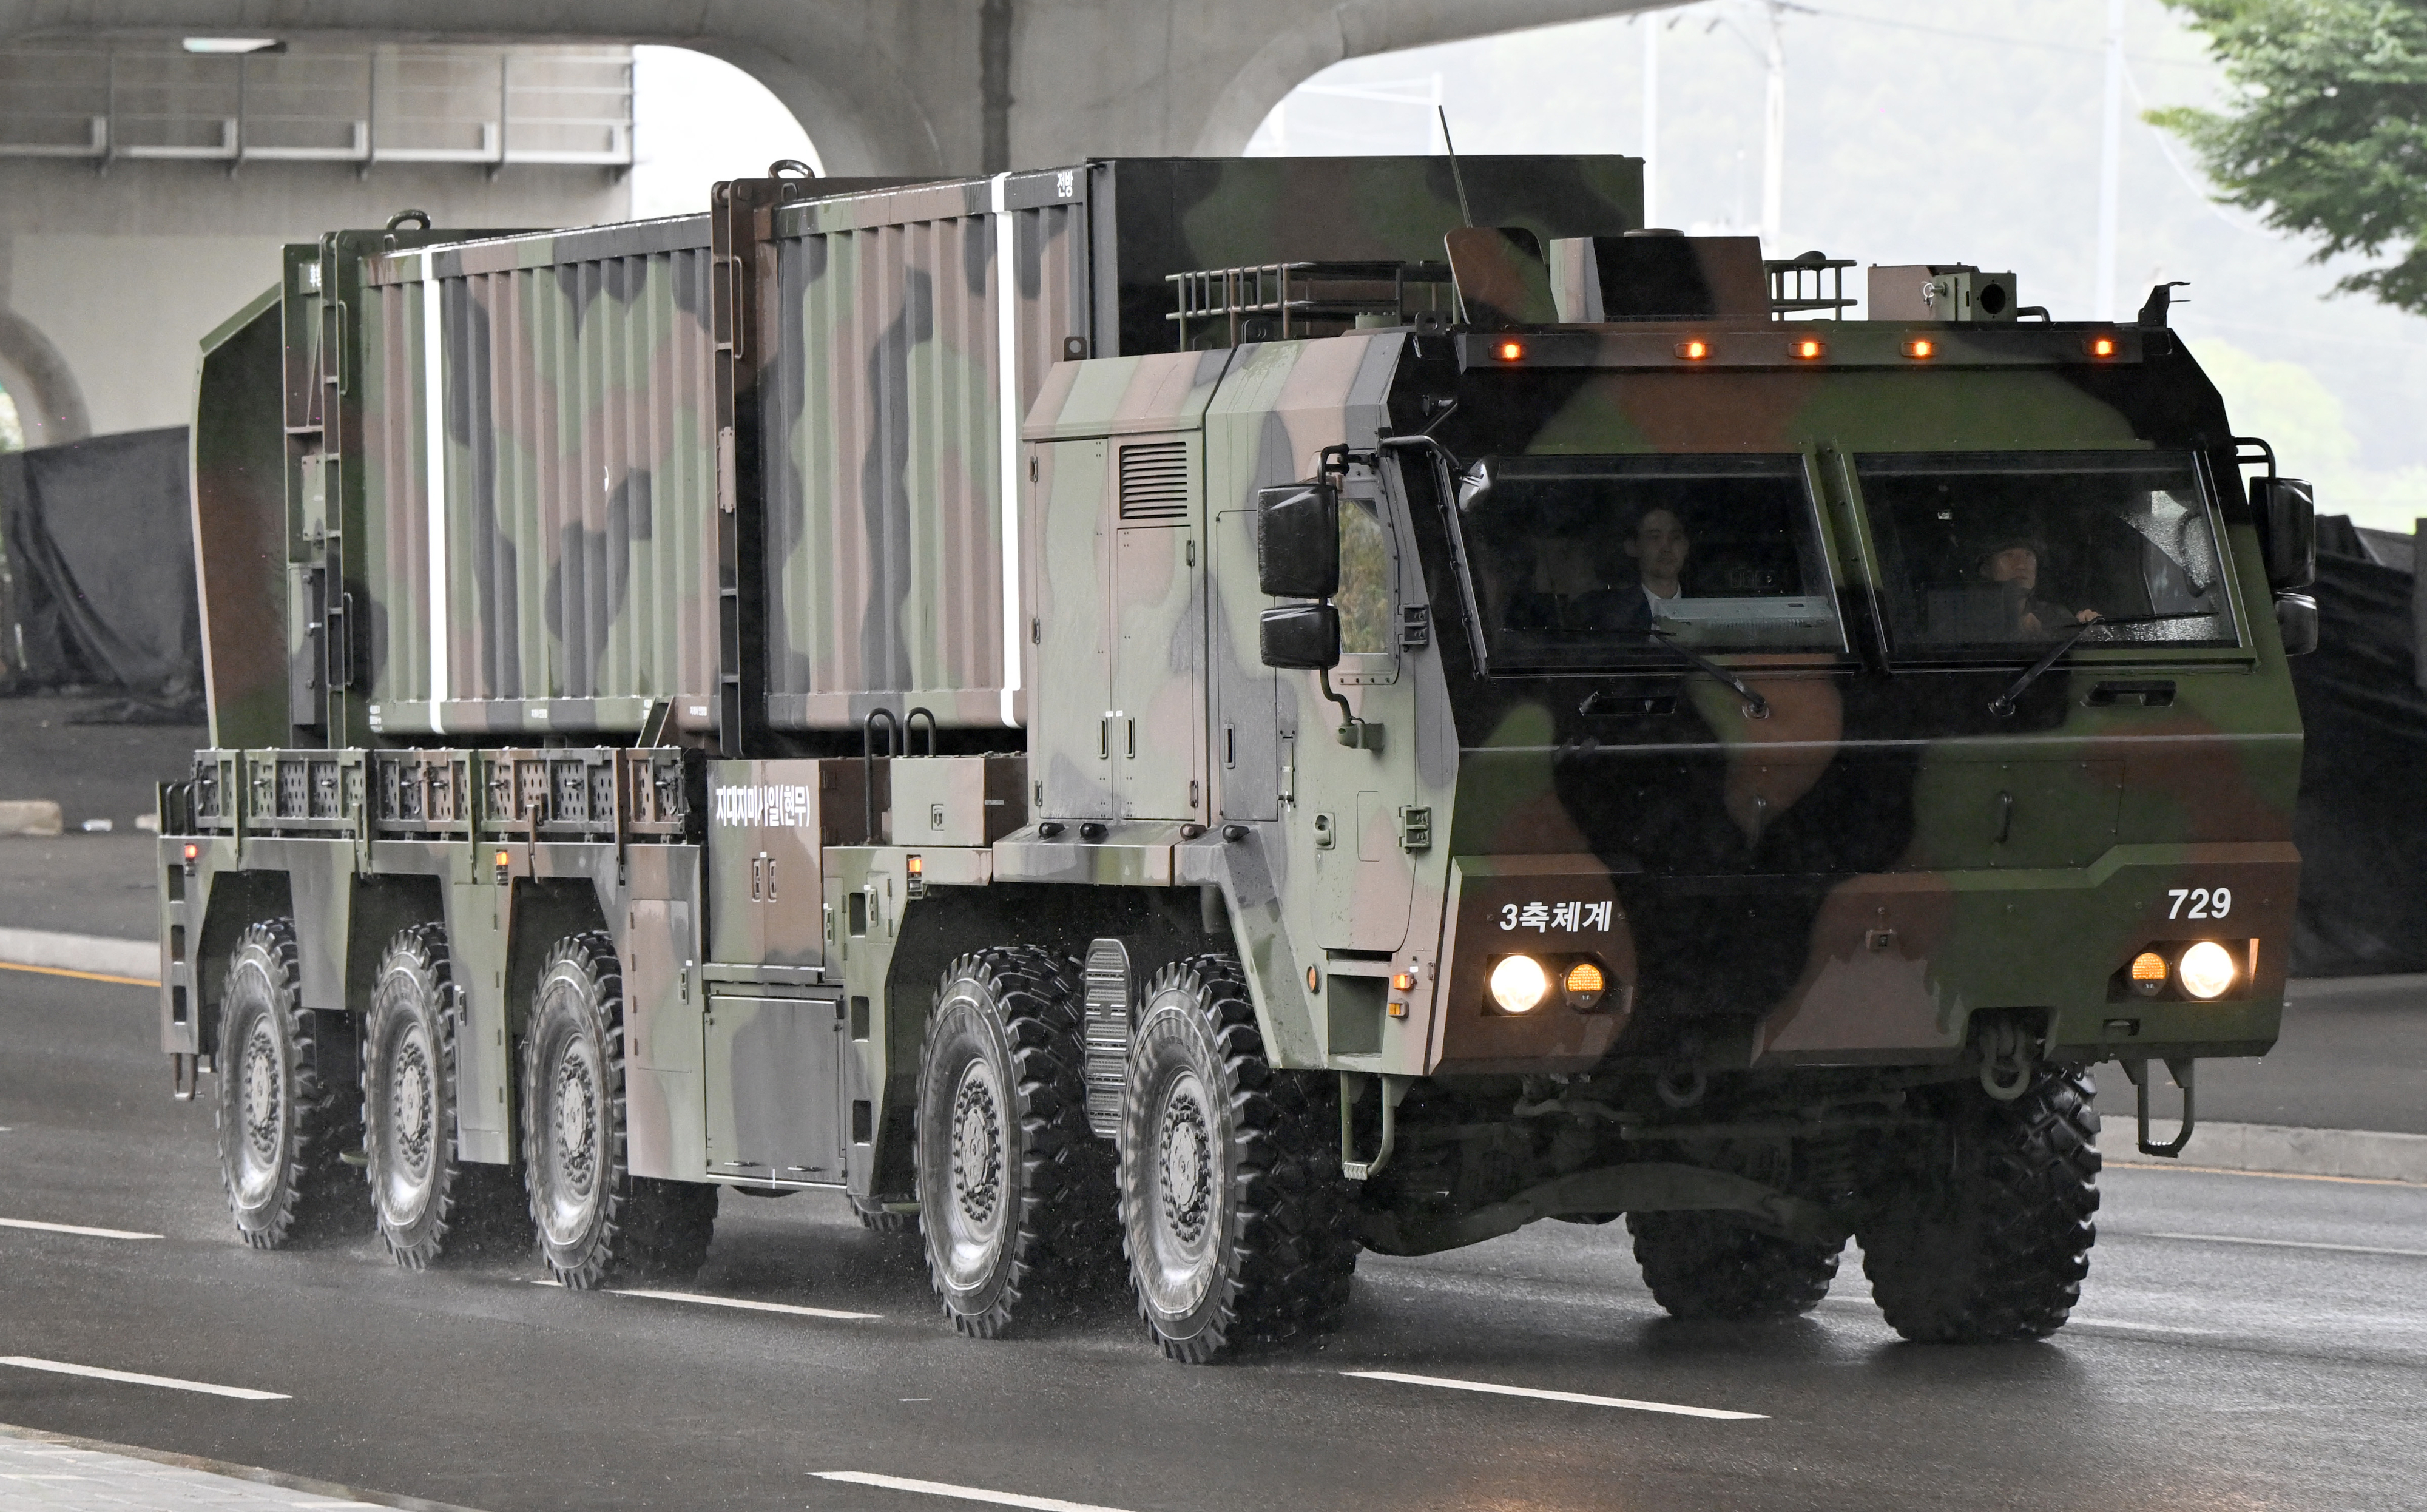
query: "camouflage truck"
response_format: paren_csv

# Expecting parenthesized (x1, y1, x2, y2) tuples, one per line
(159, 157, 2316, 1361)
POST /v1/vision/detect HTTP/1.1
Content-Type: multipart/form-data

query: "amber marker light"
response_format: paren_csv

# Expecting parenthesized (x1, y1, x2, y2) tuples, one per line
(1496, 339, 1525, 362)
(2130, 950, 2167, 997)
(1903, 337, 1936, 359)
(2087, 334, 2119, 358)
(1790, 337, 1826, 360)
(1675, 339, 1711, 361)
(906, 854, 923, 877)
(493, 849, 510, 869)
(1391, 971, 1417, 992)
(181, 842, 199, 862)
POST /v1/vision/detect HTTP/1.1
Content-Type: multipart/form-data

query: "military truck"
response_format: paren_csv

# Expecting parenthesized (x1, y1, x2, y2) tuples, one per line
(158, 156, 2315, 1360)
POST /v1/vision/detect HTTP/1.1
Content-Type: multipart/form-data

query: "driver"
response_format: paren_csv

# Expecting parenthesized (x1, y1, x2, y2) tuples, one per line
(1976, 534, 2098, 638)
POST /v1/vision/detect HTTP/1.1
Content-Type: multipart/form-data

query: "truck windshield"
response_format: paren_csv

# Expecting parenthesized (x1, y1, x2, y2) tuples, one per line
(1453, 453, 1845, 673)
(1856, 451, 2237, 657)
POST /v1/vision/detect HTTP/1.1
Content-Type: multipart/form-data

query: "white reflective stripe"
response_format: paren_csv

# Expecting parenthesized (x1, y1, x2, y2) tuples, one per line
(420, 257, 449, 732)
(993, 171, 1022, 728)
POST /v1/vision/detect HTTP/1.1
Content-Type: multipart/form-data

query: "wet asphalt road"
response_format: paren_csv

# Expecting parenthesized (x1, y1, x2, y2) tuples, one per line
(2, 967, 2423, 1512)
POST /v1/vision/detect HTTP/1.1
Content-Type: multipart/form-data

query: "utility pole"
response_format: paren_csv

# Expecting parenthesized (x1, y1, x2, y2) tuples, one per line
(1642, 16, 1661, 226)
(1762, 0, 1786, 243)
(2095, 0, 2125, 319)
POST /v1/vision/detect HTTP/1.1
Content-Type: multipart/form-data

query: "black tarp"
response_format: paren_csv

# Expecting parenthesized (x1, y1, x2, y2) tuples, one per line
(2289, 522, 2427, 975)
(0, 427, 201, 703)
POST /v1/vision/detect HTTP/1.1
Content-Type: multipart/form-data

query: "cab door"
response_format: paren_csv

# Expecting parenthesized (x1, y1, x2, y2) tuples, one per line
(1304, 476, 1420, 951)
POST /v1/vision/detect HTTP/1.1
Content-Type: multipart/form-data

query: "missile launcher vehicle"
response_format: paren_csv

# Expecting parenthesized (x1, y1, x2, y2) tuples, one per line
(158, 156, 2315, 1357)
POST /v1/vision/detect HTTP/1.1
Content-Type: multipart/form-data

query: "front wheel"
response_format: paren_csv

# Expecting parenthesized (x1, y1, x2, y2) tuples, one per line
(1860, 1068, 2100, 1343)
(215, 919, 366, 1248)
(1627, 1212, 1840, 1320)
(1120, 955, 1358, 1363)
(520, 933, 716, 1287)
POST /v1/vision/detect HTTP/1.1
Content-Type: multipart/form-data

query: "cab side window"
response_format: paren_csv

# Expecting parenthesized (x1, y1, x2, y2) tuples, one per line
(1337, 494, 1394, 655)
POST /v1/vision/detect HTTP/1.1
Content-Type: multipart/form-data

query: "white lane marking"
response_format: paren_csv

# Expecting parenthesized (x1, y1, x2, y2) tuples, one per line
(1343, 1369, 1764, 1420)
(2067, 1317, 2220, 1335)
(2145, 1231, 2427, 1260)
(0, 1356, 288, 1400)
(610, 1287, 879, 1321)
(526, 1277, 876, 1319)
(815, 1470, 1132, 1511)
(0, 1217, 163, 1240)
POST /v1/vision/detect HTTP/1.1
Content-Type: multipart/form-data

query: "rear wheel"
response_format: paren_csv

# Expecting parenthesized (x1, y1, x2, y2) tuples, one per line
(1120, 955, 1358, 1363)
(1627, 1212, 1840, 1320)
(362, 924, 522, 1268)
(215, 919, 367, 1248)
(914, 948, 1113, 1337)
(520, 932, 716, 1287)
(1860, 1068, 2100, 1343)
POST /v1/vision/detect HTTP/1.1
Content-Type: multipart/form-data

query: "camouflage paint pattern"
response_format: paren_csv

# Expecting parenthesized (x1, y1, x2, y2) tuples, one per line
(356, 217, 721, 739)
(762, 174, 1089, 731)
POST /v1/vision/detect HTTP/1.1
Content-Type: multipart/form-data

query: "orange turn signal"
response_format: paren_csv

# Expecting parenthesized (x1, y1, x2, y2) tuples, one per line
(1496, 340, 1524, 362)
(1903, 337, 1936, 359)
(493, 849, 510, 869)
(2087, 334, 2118, 358)
(2130, 951, 2167, 982)
(1790, 337, 1826, 360)
(181, 842, 200, 862)
(1675, 339, 1711, 361)
(1391, 971, 1417, 992)
(906, 854, 923, 876)
(1564, 961, 1606, 995)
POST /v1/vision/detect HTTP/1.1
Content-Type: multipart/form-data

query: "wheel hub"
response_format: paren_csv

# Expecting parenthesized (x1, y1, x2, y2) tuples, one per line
(552, 1040, 597, 1198)
(390, 1028, 434, 1180)
(951, 1076, 1002, 1227)
(1159, 1095, 1212, 1245)
(239, 1019, 282, 1166)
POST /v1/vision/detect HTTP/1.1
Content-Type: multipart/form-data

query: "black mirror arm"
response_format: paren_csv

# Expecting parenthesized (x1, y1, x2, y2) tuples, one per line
(1377, 432, 1465, 474)
(1320, 666, 1384, 751)
(1645, 632, 1769, 718)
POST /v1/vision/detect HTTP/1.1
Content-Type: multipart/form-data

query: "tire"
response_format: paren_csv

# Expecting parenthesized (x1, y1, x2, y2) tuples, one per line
(520, 932, 717, 1287)
(853, 1198, 919, 1235)
(362, 924, 524, 1269)
(214, 919, 368, 1248)
(1120, 954, 1359, 1363)
(1860, 1067, 2100, 1343)
(914, 948, 1114, 1337)
(1627, 1212, 1840, 1320)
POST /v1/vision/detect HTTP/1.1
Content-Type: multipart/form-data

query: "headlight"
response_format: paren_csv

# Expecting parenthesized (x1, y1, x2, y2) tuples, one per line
(1489, 954, 1550, 1013)
(2178, 940, 2236, 1000)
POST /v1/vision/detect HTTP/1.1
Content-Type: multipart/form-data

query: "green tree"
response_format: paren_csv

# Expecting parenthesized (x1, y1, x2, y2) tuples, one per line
(2151, 0, 2427, 312)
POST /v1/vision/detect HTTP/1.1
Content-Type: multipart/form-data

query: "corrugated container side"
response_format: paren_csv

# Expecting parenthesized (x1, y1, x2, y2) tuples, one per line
(360, 217, 719, 735)
(765, 177, 1087, 730)
(359, 277, 432, 714)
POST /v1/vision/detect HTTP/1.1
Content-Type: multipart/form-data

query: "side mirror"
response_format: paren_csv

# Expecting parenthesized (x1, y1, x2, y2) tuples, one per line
(1255, 481, 1338, 599)
(2251, 476, 2316, 592)
(1259, 603, 1340, 670)
(2275, 591, 2318, 658)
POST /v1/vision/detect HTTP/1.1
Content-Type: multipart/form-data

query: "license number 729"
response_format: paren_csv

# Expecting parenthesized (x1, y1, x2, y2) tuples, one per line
(2168, 886, 2232, 920)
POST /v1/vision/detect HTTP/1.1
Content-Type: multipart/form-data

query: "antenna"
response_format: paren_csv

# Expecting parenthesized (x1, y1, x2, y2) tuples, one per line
(1437, 107, 1474, 228)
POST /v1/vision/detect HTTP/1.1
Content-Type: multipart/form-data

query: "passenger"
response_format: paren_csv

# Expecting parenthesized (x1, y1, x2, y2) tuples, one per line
(1575, 505, 1692, 633)
(1975, 534, 2099, 637)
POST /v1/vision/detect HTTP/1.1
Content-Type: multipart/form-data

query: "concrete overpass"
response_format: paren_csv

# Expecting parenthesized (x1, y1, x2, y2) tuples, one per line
(0, 1, 1653, 445)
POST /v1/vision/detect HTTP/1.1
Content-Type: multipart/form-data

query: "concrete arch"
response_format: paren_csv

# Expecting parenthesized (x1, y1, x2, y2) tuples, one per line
(1187, 0, 1669, 156)
(0, 309, 90, 448)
